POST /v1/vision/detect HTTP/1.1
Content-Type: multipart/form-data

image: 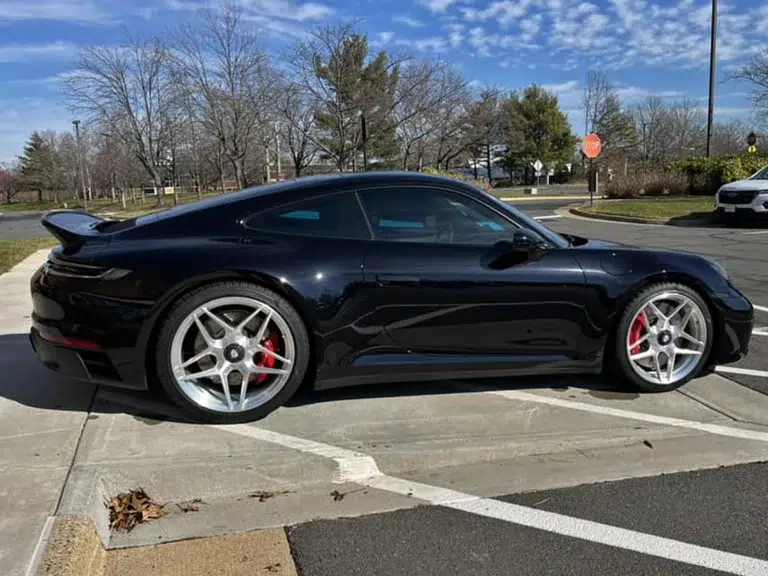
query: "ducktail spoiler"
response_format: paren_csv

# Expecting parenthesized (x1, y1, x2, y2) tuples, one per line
(40, 210, 107, 248)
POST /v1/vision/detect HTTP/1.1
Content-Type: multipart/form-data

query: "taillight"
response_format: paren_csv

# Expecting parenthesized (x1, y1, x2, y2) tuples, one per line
(45, 252, 129, 280)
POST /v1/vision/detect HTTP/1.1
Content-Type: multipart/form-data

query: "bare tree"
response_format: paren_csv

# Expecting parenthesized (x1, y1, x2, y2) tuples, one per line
(0, 160, 23, 204)
(171, 0, 272, 189)
(582, 71, 612, 136)
(729, 48, 768, 119)
(62, 34, 175, 206)
(581, 71, 636, 169)
(667, 97, 706, 159)
(274, 81, 318, 177)
(395, 60, 468, 170)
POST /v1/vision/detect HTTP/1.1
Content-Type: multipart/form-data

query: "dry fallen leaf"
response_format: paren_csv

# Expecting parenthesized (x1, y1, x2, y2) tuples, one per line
(105, 488, 165, 533)
(176, 498, 204, 513)
(248, 490, 291, 502)
(643, 439, 654, 449)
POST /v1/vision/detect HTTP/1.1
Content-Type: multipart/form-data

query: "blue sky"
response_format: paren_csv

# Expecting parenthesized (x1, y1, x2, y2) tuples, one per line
(0, 0, 766, 162)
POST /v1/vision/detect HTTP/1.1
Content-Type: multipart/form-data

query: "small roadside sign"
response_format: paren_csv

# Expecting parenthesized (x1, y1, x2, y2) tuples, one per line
(532, 159, 543, 172)
(747, 132, 757, 153)
(582, 133, 602, 158)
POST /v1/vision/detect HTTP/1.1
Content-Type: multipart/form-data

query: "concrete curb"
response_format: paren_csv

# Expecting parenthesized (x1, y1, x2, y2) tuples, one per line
(35, 516, 105, 576)
(500, 194, 595, 202)
(32, 513, 300, 576)
(567, 204, 718, 227)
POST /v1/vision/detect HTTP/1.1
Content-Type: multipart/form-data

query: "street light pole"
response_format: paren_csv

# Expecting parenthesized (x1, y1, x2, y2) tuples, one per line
(72, 120, 88, 210)
(706, 0, 718, 158)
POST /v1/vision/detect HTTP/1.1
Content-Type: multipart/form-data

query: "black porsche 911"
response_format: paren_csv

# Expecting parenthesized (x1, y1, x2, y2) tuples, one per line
(29, 171, 753, 423)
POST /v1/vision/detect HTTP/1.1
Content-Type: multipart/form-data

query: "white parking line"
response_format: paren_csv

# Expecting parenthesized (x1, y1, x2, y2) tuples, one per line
(753, 305, 768, 314)
(484, 389, 768, 442)
(533, 215, 563, 221)
(211, 423, 768, 576)
(741, 230, 768, 235)
(716, 366, 768, 379)
(753, 327, 768, 336)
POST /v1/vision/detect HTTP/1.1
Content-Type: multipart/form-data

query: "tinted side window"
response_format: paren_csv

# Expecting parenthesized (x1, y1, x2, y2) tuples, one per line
(357, 187, 518, 245)
(245, 192, 371, 240)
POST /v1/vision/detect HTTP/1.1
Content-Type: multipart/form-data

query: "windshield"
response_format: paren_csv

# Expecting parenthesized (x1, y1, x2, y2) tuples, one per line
(749, 166, 768, 180)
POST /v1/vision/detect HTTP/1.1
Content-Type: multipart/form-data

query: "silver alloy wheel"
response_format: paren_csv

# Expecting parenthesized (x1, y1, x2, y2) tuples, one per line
(169, 296, 296, 413)
(625, 291, 708, 386)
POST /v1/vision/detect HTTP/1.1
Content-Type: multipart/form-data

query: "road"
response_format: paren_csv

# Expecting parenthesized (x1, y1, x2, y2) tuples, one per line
(6, 206, 768, 576)
(0, 212, 47, 239)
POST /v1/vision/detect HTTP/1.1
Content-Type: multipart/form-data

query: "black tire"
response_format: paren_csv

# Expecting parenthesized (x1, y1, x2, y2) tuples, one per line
(613, 282, 714, 393)
(154, 281, 311, 424)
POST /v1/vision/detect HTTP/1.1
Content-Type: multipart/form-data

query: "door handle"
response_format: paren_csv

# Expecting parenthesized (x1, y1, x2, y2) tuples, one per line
(376, 274, 420, 286)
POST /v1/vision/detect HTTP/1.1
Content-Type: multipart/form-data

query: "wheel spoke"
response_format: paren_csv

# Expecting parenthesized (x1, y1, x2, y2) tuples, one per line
(678, 306, 695, 331)
(254, 311, 272, 342)
(630, 349, 654, 361)
(666, 350, 676, 383)
(178, 348, 214, 370)
(181, 366, 220, 381)
(647, 301, 666, 322)
(627, 333, 649, 354)
(668, 301, 687, 322)
(238, 375, 250, 409)
(250, 366, 289, 376)
(674, 346, 702, 356)
(236, 307, 263, 334)
(653, 353, 663, 383)
(256, 344, 292, 365)
(678, 331, 704, 348)
(220, 369, 234, 411)
(194, 316, 215, 346)
(200, 307, 233, 336)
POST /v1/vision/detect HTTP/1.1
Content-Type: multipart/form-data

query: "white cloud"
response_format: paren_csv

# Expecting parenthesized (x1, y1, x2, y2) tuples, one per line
(0, 42, 78, 63)
(418, 0, 462, 13)
(462, 0, 532, 27)
(0, 1, 115, 23)
(393, 15, 425, 27)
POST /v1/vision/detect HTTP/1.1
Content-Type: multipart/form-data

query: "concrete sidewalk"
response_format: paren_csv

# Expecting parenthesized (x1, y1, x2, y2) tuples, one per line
(0, 250, 96, 576)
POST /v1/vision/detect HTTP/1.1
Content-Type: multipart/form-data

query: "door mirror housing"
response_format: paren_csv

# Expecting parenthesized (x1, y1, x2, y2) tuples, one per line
(483, 229, 549, 270)
(511, 229, 549, 253)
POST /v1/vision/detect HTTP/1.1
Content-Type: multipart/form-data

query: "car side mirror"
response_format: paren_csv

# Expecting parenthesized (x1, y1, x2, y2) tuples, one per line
(483, 230, 549, 270)
(511, 229, 549, 253)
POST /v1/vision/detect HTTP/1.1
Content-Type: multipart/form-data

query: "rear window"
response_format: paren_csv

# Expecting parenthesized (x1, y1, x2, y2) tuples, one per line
(244, 192, 371, 240)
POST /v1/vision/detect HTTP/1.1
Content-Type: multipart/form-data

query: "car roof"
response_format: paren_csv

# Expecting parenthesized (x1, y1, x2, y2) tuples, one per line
(131, 171, 477, 227)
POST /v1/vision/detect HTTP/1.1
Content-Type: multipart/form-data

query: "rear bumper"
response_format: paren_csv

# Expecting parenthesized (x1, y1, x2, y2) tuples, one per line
(29, 327, 148, 390)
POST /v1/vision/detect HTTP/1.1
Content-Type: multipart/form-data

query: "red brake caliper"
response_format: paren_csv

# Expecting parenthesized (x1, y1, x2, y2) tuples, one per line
(629, 313, 646, 355)
(252, 331, 280, 384)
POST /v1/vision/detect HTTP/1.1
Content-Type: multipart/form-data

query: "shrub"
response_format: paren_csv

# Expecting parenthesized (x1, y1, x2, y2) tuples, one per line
(605, 171, 689, 199)
(669, 153, 768, 195)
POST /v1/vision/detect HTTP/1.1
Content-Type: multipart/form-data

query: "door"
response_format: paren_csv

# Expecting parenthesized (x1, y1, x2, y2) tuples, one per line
(357, 185, 594, 370)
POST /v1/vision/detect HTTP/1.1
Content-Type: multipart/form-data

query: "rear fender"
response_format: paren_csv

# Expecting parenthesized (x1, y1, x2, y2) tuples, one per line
(138, 269, 321, 389)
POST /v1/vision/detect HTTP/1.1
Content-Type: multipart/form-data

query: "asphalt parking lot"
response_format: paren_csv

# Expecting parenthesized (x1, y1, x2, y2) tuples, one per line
(3, 209, 768, 576)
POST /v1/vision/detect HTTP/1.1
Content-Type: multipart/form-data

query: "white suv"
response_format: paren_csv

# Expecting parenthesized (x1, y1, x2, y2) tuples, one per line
(715, 165, 768, 220)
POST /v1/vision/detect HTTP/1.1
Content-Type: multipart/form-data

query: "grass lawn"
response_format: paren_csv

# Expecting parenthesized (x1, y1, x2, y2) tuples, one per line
(582, 197, 715, 220)
(0, 191, 224, 218)
(0, 238, 58, 275)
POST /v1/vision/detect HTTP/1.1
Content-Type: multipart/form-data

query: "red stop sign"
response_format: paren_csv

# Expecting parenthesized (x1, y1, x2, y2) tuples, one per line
(582, 133, 602, 158)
